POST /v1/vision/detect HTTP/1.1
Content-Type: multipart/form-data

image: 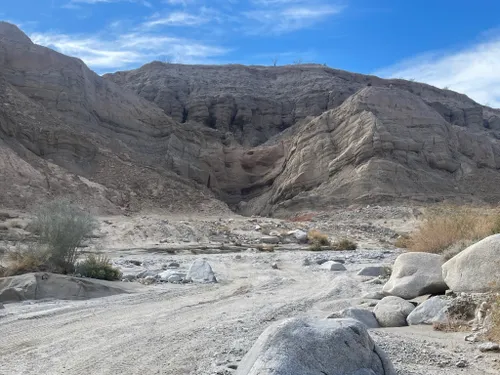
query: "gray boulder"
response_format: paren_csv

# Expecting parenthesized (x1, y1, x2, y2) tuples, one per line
(383, 252, 447, 299)
(406, 296, 448, 325)
(235, 317, 395, 375)
(0, 273, 126, 304)
(320, 261, 346, 271)
(478, 342, 500, 352)
(373, 296, 415, 327)
(293, 230, 308, 243)
(357, 266, 390, 277)
(185, 259, 217, 283)
(442, 234, 500, 293)
(328, 308, 380, 329)
(158, 269, 186, 283)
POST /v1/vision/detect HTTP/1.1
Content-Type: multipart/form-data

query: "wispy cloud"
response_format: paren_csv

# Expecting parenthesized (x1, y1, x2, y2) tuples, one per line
(375, 34, 500, 108)
(143, 11, 207, 28)
(31, 30, 229, 73)
(68, 0, 152, 7)
(244, 2, 345, 34)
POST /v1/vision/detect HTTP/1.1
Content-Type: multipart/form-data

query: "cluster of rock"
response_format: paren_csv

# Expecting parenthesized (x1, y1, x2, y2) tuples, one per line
(233, 234, 500, 375)
(328, 234, 500, 350)
(124, 259, 217, 285)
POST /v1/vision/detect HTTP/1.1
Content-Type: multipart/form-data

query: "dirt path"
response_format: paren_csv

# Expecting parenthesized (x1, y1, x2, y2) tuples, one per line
(1, 249, 498, 375)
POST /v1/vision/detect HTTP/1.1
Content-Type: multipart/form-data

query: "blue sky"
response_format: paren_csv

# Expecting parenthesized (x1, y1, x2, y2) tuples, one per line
(2, 0, 500, 107)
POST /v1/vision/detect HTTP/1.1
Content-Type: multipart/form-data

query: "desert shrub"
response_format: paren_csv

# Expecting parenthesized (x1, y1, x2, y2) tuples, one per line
(331, 239, 357, 251)
(406, 206, 499, 254)
(75, 254, 122, 281)
(307, 230, 330, 246)
(488, 295, 500, 343)
(29, 200, 98, 273)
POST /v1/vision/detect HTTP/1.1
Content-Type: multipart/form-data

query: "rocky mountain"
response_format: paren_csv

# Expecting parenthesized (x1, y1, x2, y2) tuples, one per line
(2, 21, 500, 215)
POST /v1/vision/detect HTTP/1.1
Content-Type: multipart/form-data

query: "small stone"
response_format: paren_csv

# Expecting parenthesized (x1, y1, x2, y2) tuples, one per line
(302, 258, 311, 266)
(455, 359, 467, 368)
(168, 262, 180, 268)
(271, 262, 279, 269)
(478, 342, 500, 352)
(260, 236, 280, 244)
(320, 261, 346, 271)
(227, 364, 238, 370)
(235, 255, 242, 260)
(0, 302, 4, 309)
(357, 266, 388, 277)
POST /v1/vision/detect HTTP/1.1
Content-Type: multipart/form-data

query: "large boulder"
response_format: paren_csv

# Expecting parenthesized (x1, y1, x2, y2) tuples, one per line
(0, 273, 127, 304)
(382, 252, 447, 299)
(185, 259, 217, 283)
(442, 234, 500, 293)
(235, 317, 396, 375)
(373, 296, 415, 327)
(406, 296, 448, 325)
(328, 307, 380, 329)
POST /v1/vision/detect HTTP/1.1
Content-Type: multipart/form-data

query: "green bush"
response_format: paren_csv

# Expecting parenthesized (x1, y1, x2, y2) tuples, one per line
(29, 199, 98, 273)
(76, 254, 122, 281)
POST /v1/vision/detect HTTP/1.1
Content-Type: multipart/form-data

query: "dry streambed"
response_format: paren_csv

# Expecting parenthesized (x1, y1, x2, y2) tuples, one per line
(0, 209, 499, 375)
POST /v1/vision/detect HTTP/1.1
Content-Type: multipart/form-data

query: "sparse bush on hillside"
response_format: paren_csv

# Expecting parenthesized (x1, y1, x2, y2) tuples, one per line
(75, 254, 122, 281)
(405, 206, 500, 254)
(29, 199, 98, 273)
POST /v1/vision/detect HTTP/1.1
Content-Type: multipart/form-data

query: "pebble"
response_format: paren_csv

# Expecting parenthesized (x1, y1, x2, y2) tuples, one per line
(455, 359, 467, 368)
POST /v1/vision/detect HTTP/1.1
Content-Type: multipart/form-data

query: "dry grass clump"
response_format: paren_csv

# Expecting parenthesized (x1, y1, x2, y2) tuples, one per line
(307, 230, 330, 246)
(1, 246, 50, 276)
(432, 319, 470, 333)
(487, 294, 500, 343)
(75, 254, 122, 281)
(404, 205, 500, 254)
(331, 239, 357, 251)
(394, 234, 411, 249)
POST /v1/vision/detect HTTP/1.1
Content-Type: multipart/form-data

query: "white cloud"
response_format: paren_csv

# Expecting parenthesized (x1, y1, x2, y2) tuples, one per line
(30, 31, 228, 73)
(375, 35, 500, 108)
(69, 0, 152, 7)
(244, 4, 344, 34)
(143, 12, 207, 27)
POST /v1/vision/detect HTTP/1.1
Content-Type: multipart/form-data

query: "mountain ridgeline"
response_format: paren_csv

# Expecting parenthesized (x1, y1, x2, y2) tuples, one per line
(1, 21, 500, 215)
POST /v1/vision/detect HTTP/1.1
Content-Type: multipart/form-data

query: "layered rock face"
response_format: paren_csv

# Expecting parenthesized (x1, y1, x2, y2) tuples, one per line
(2, 21, 500, 215)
